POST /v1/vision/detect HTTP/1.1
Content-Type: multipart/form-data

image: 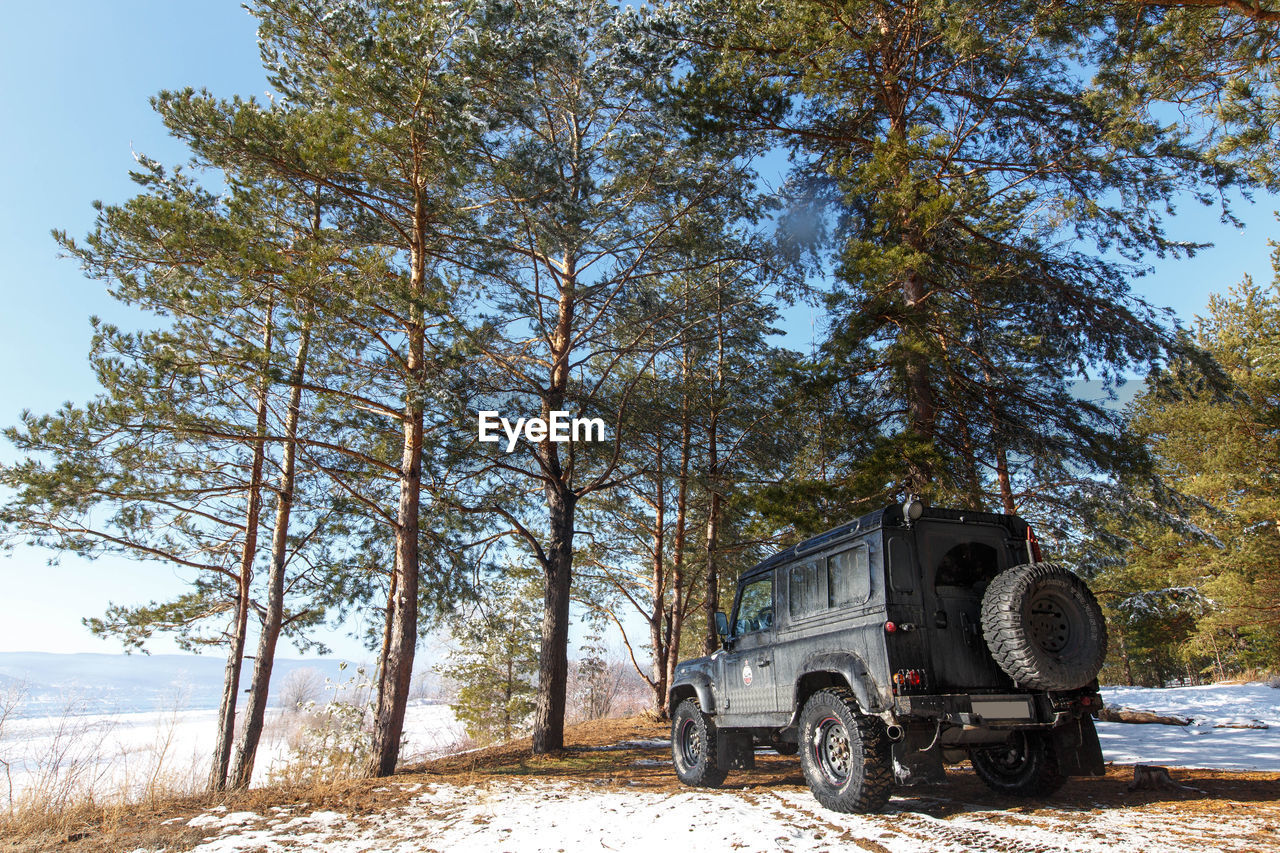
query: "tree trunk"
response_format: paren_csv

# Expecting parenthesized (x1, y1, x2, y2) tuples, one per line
(649, 440, 668, 715)
(664, 384, 693, 715)
(984, 383, 1016, 514)
(532, 260, 577, 755)
(377, 567, 398, 681)
(209, 580, 252, 793)
(994, 443, 1016, 515)
(209, 301, 274, 793)
(890, 83, 935, 496)
(703, 296, 725, 658)
(703, 490, 722, 658)
(902, 267, 936, 494)
(368, 403, 423, 776)
(375, 566, 398, 687)
(1119, 630, 1135, 687)
(532, 485, 575, 753)
(504, 657, 514, 741)
(368, 217, 428, 777)
(1210, 633, 1226, 683)
(230, 315, 311, 789)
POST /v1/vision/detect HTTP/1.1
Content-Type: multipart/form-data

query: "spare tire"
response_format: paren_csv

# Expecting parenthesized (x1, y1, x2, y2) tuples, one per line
(980, 562, 1107, 691)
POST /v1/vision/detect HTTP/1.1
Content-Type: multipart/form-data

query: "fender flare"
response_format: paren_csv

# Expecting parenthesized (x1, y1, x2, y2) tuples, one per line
(789, 652, 884, 724)
(670, 673, 717, 715)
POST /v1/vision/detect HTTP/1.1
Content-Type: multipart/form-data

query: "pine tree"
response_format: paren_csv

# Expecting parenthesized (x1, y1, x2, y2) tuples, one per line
(573, 250, 799, 713)
(153, 0, 522, 775)
(2, 164, 337, 791)
(1111, 264, 1280, 676)
(1099, 2, 1280, 190)
(572, 628, 620, 721)
(438, 576, 542, 744)
(674, 0, 1224, 533)
(453, 0, 762, 749)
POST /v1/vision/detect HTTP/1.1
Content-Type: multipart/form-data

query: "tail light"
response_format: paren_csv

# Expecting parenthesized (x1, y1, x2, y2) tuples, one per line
(892, 668, 927, 695)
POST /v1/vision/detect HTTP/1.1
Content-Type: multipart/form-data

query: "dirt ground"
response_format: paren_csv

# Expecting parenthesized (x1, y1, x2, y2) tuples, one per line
(6, 715, 1279, 852)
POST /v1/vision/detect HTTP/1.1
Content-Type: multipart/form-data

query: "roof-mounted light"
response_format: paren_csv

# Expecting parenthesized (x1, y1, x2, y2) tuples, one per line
(902, 495, 924, 524)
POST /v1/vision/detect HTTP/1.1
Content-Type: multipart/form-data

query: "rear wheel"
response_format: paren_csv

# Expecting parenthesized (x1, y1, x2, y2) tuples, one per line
(798, 687, 893, 813)
(671, 697, 727, 787)
(970, 730, 1066, 797)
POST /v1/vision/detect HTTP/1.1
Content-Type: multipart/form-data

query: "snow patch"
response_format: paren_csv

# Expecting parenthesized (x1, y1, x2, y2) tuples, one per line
(1098, 681, 1280, 770)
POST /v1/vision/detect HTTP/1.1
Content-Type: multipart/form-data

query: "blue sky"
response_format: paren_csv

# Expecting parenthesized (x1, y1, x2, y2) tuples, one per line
(0, 2, 1276, 659)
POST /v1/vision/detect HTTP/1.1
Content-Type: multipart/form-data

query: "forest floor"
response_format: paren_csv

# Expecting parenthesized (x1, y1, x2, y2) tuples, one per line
(7, 714, 1278, 853)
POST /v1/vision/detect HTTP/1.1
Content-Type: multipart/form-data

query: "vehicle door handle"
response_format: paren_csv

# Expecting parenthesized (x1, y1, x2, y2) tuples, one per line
(756, 658, 771, 667)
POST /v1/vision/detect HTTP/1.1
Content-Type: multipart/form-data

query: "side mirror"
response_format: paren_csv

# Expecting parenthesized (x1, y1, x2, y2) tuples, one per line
(714, 610, 730, 643)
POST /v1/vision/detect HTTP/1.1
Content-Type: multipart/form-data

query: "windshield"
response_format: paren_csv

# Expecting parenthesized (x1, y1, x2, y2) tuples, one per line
(734, 576, 774, 635)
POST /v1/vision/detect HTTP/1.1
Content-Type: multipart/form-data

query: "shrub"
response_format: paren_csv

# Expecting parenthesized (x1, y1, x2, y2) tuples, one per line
(267, 666, 375, 786)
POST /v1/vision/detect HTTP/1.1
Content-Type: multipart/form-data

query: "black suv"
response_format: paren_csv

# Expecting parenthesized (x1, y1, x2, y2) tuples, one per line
(668, 501, 1107, 813)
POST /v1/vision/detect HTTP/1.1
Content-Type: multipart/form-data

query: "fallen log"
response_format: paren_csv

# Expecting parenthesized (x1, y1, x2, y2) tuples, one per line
(1098, 705, 1192, 726)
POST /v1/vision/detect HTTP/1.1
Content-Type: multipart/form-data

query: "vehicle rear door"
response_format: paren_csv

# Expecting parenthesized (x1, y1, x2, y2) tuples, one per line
(917, 520, 1013, 690)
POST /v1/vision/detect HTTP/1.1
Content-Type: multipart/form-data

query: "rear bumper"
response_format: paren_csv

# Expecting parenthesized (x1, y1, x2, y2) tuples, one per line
(892, 688, 1101, 729)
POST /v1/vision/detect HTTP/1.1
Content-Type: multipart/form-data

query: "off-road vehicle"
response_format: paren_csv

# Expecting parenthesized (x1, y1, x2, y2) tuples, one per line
(668, 500, 1108, 813)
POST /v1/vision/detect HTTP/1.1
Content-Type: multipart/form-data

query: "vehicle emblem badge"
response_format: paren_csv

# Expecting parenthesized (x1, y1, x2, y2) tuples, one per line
(742, 662, 753, 686)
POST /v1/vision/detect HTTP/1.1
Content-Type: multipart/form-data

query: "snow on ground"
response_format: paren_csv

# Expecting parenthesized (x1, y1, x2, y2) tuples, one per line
(1096, 720, 1280, 771)
(3, 681, 1277, 813)
(156, 683, 1279, 853)
(1097, 682, 1280, 771)
(0, 700, 464, 802)
(170, 778, 1274, 853)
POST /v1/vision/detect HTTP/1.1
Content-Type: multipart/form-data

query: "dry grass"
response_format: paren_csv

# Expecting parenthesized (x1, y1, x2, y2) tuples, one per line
(0, 687, 207, 846)
(1216, 669, 1279, 685)
(0, 684, 357, 849)
(0, 672, 408, 847)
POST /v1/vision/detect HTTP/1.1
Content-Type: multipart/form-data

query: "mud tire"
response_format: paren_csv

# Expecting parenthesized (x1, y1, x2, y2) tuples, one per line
(970, 730, 1067, 797)
(671, 697, 727, 787)
(981, 562, 1108, 691)
(798, 687, 893, 813)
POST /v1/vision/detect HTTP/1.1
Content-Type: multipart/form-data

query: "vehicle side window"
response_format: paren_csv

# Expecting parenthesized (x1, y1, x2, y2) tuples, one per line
(787, 546, 871, 620)
(734, 576, 774, 635)
(935, 542, 1000, 590)
(829, 546, 871, 607)
(789, 560, 820, 617)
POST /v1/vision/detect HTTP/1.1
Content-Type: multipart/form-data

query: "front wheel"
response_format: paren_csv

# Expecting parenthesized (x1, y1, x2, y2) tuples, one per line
(671, 697, 727, 787)
(798, 687, 893, 813)
(970, 731, 1066, 797)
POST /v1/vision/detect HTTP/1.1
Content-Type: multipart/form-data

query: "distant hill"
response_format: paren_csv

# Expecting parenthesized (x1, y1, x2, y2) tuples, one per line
(0, 651, 365, 717)
(1071, 378, 1142, 409)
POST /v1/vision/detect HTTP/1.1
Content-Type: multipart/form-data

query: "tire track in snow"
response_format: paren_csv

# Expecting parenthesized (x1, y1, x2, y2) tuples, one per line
(765, 789, 1089, 853)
